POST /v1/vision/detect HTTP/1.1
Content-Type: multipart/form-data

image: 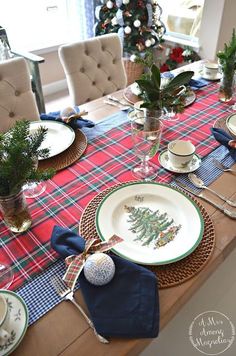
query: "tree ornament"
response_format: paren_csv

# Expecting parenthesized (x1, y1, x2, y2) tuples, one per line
(111, 16, 118, 26)
(106, 0, 114, 9)
(124, 26, 132, 34)
(145, 39, 152, 47)
(151, 38, 156, 45)
(123, 0, 130, 4)
(133, 19, 141, 28)
(130, 54, 137, 62)
(84, 253, 115, 286)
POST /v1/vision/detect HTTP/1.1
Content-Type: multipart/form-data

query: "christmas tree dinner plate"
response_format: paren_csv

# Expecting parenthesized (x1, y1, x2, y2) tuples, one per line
(95, 182, 204, 265)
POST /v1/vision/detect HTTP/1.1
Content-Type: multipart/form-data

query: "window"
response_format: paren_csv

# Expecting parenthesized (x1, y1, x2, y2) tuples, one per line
(158, 0, 205, 46)
(0, 0, 94, 52)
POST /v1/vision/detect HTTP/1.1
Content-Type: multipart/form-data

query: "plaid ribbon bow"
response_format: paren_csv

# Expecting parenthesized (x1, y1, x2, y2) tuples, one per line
(63, 235, 123, 290)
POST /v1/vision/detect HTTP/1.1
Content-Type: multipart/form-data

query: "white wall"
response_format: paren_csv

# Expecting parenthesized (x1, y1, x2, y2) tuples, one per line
(199, 0, 236, 60)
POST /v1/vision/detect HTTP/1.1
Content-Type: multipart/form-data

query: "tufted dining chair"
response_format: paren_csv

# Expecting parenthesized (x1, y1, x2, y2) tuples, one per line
(58, 33, 127, 105)
(0, 57, 40, 133)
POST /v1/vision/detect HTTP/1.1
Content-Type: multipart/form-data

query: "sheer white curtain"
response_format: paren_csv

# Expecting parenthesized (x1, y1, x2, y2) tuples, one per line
(68, 0, 95, 41)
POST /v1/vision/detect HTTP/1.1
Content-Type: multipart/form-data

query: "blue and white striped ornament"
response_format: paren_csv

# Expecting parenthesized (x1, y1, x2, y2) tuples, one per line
(84, 253, 115, 286)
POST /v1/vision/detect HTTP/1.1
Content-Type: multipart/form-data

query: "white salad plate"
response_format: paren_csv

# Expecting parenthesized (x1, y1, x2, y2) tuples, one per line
(0, 290, 28, 356)
(159, 150, 201, 173)
(95, 182, 204, 265)
(226, 113, 236, 136)
(29, 121, 75, 159)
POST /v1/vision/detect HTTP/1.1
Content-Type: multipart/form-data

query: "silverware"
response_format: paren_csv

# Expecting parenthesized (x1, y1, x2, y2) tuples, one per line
(103, 100, 130, 111)
(188, 173, 236, 207)
(51, 275, 109, 344)
(174, 180, 236, 219)
(107, 95, 142, 111)
(213, 159, 236, 173)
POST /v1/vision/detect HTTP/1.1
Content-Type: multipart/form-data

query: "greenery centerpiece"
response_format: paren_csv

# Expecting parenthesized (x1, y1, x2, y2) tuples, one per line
(0, 120, 55, 232)
(135, 63, 194, 115)
(217, 28, 236, 102)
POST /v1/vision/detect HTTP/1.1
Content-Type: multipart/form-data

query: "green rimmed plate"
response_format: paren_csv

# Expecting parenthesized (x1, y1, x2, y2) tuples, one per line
(95, 182, 204, 265)
(0, 290, 28, 356)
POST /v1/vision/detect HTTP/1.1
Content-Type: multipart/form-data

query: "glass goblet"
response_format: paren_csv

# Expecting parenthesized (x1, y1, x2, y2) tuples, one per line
(23, 158, 46, 198)
(0, 263, 14, 289)
(131, 115, 163, 181)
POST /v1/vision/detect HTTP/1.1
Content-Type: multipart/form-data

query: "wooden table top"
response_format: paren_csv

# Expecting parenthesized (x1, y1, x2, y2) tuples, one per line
(12, 84, 236, 356)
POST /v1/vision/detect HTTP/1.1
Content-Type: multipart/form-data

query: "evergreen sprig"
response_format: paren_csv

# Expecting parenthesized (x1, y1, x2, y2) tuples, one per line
(217, 28, 236, 71)
(0, 120, 55, 196)
(136, 64, 194, 112)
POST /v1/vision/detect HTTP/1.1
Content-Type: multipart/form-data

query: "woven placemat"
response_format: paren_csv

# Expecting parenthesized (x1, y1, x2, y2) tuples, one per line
(38, 129, 87, 171)
(79, 182, 215, 289)
(214, 115, 236, 139)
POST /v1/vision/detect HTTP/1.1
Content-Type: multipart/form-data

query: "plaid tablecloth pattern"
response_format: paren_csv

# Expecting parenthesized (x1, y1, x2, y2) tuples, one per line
(0, 82, 233, 290)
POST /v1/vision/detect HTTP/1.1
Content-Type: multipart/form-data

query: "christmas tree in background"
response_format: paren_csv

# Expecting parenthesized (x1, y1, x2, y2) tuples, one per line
(95, 0, 165, 57)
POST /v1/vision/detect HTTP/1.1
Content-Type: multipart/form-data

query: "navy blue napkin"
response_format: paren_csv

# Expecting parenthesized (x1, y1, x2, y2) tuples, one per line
(211, 128, 236, 160)
(51, 225, 160, 338)
(189, 78, 209, 90)
(40, 107, 95, 130)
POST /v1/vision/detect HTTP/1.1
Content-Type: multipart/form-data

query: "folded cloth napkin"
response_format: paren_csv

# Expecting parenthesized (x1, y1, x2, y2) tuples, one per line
(40, 107, 95, 130)
(189, 78, 209, 90)
(211, 127, 236, 160)
(51, 225, 160, 338)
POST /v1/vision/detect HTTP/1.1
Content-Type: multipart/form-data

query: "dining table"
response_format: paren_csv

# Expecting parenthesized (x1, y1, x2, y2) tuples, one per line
(1, 61, 236, 356)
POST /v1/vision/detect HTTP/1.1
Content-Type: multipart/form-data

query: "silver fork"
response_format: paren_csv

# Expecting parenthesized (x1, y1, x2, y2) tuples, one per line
(213, 159, 236, 173)
(51, 275, 109, 344)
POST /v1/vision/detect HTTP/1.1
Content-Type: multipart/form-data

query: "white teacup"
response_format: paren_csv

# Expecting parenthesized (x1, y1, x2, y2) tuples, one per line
(168, 140, 195, 168)
(0, 294, 10, 345)
(203, 62, 219, 79)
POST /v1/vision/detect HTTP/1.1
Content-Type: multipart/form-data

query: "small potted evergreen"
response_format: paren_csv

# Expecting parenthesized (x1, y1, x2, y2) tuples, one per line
(217, 28, 236, 102)
(0, 120, 55, 233)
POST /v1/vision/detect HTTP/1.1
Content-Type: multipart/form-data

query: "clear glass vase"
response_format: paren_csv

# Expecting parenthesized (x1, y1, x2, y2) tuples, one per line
(0, 190, 32, 233)
(219, 63, 235, 102)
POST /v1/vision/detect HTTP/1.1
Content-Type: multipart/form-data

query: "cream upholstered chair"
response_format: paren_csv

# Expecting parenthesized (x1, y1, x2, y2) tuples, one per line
(0, 57, 40, 133)
(58, 33, 127, 105)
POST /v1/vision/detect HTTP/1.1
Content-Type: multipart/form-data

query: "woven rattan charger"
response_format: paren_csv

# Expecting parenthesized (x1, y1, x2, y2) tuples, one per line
(38, 129, 87, 171)
(79, 182, 215, 289)
(214, 114, 236, 139)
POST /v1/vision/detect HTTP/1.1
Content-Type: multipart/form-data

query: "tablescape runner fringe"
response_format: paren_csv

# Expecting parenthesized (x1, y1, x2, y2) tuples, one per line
(16, 143, 234, 326)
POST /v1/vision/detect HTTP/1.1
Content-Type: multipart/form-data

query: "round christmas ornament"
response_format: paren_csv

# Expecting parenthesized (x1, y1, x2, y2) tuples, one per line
(84, 253, 115, 286)
(145, 39, 152, 47)
(133, 19, 141, 28)
(151, 37, 156, 45)
(129, 54, 137, 62)
(124, 26, 132, 34)
(106, 0, 114, 9)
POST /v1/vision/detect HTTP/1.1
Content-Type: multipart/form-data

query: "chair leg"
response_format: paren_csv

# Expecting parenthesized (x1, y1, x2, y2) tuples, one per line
(28, 61, 46, 114)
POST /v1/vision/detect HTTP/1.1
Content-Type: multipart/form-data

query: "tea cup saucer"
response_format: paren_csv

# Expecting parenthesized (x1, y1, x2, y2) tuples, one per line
(201, 72, 222, 81)
(159, 150, 201, 173)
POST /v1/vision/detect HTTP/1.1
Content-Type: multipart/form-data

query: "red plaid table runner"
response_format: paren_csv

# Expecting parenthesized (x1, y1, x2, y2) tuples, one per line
(0, 82, 228, 290)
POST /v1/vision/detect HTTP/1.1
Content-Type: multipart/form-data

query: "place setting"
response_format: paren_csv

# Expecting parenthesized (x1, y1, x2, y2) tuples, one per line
(35, 106, 95, 171)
